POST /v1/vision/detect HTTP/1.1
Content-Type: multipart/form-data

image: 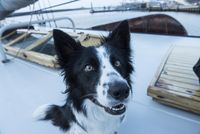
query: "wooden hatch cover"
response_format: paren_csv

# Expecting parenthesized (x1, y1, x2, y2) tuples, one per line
(2, 29, 101, 68)
(147, 44, 200, 114)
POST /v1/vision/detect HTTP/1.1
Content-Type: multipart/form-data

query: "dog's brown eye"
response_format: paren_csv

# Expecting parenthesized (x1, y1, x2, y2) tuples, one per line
(84, 65, 94, 72)
(114, 60, 121, 67)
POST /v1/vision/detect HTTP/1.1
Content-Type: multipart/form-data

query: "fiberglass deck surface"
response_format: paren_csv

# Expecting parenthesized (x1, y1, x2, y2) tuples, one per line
(0, 32, 200, 134)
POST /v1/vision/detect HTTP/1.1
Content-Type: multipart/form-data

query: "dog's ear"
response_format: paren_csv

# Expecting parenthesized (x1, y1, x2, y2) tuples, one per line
(107, 20, 130, 49)
(53, 29, 82, 66)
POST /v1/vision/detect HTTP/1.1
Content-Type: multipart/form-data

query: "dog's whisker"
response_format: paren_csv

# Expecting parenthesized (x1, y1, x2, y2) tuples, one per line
(81, 93, 97, 99)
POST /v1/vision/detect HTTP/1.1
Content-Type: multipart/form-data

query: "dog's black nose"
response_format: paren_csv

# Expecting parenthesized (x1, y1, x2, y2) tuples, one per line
(108, 82, 130, 100)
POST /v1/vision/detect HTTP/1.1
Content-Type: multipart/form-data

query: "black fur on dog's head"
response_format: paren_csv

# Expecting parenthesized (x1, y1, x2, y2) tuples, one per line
(53, 20, 133, 115)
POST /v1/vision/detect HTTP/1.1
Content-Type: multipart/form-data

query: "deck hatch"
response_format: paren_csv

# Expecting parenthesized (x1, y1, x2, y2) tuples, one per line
(148, 44, 200, 115)
(2, 30, 101, 68)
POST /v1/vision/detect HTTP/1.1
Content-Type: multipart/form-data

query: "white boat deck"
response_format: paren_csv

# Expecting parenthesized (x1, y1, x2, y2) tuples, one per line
(0, 31, 200, 134)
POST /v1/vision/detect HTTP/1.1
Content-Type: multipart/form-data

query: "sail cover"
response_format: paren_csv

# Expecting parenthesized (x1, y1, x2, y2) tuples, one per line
(0, 0, 38, 20)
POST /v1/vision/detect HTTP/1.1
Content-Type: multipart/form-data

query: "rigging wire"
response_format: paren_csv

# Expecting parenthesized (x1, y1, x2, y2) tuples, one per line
(35, 4, 42, 25)
(34, 0, 56, 53)
(39, 0, 51, 27)
(37, 1, 46, 23)
(9, 0, 81, 17)
(35, 0, 80, 12)
(46, 0, 57, 27)
(11, 0, 36, 61)
(5, 0, 79, 61)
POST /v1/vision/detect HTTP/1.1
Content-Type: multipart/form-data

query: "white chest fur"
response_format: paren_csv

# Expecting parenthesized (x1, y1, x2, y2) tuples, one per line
(69, 99, 123, 134)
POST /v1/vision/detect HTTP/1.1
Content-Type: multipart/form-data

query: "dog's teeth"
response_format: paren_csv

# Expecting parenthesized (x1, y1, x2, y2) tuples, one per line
(111, 105, 125, 111)
(111, 107, 118, 111)
(121, 105, 125, 110)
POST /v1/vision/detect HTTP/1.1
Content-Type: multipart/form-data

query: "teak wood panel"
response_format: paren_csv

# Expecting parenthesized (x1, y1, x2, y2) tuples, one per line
(147, 44, 200, 115)
(3, 30, 101, 68)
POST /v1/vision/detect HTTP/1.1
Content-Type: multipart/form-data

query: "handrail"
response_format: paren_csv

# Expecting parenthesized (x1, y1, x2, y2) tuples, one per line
(0, 17, 76, 63)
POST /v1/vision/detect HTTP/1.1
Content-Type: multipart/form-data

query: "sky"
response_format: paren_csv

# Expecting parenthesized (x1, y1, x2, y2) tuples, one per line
(17, 0, 123, 12)
(17, 0, 189, 12)
(40, 0, 190, 8)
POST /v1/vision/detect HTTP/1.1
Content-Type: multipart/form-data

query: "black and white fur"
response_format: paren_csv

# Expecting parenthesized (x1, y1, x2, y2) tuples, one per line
(33, 20, 134, 134)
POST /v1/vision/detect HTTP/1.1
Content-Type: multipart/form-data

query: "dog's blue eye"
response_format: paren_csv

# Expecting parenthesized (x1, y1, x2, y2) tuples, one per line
(114, 60, 121, 67)
(84, 65, 94, 72)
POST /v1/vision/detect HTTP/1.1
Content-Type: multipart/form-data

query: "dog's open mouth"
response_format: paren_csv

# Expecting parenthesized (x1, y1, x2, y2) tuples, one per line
(104, 103, 126, 115)
(90, 98, 126, 115)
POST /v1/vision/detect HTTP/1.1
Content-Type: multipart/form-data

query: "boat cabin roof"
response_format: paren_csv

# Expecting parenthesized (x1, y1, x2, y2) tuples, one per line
(0, 30, 200, 134)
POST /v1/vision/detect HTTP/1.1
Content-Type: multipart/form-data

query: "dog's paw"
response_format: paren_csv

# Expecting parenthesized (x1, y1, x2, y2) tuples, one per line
(32, 104, 51, 121)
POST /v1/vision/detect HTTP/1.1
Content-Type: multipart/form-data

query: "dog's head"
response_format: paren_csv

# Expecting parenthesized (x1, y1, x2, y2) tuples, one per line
(53, 20, 133, 116)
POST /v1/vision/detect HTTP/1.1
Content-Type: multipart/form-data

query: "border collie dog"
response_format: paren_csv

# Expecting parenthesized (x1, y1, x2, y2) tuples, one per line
(34, 20, 134, 134)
